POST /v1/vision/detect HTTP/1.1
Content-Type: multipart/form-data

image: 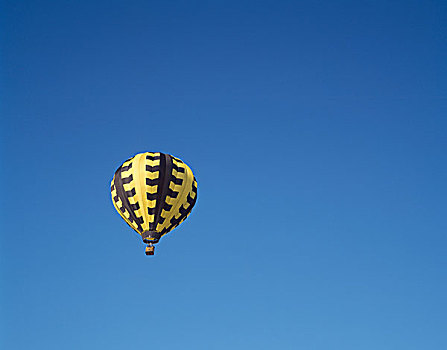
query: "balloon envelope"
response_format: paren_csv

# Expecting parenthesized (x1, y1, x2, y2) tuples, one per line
(111, 152, 197, 246)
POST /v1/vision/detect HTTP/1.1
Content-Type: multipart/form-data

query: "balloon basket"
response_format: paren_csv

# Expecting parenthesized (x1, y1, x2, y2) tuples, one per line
(145, 245, 155, 256)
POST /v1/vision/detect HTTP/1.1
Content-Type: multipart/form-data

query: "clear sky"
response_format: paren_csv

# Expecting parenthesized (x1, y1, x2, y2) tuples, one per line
(1, 1, 446, 349)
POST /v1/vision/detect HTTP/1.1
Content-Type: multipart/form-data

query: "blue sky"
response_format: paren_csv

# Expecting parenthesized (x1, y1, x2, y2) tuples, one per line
(1, 1, 446, 349)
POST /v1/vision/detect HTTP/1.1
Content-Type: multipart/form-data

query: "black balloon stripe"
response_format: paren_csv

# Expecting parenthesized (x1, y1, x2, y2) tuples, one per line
(171, 176, 183, 185)
(170, 215, 181, 226)
(131, 203, 140, 211)
(162, 202, 173, 211)
(171, 163, 185, 173)
(146, 165, 159, 172)
(166, 189, 179, 198)
(146, 154, 160, 160)
(146, 178, 159, 186)
(121, 162, 133, 172)
(179, 205, 188, 216)
(125, 188, 136, 197)
(121, 174, 133, 184)
(187, 192, 195, 204)
(147, 193, 158, 201)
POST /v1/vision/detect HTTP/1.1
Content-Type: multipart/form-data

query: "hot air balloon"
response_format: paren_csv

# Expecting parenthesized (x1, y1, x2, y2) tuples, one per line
(110, 152, 197, 255)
